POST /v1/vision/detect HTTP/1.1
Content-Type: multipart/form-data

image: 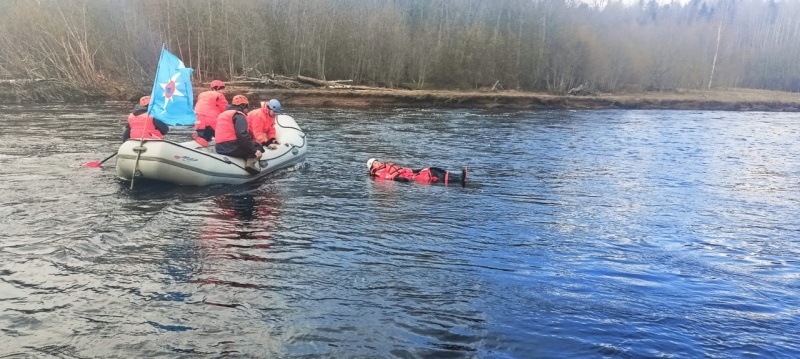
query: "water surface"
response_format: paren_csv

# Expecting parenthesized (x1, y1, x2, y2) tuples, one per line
(1, 104, 799, 358)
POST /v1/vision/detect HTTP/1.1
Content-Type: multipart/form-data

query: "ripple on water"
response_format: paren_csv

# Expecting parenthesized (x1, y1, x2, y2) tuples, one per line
(1, 106, 800, 357)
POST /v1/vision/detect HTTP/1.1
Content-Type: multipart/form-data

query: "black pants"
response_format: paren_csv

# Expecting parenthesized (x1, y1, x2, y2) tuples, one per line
(197, 127, 215, 142)
(216, 140, 262, 159)
(218, 147, 256, 159)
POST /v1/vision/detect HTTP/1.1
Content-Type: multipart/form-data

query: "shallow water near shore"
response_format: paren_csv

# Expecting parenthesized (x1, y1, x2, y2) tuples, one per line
(1, 104, 799, 358)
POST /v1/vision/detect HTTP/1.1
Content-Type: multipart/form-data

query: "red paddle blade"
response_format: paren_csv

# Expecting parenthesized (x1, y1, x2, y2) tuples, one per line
(83, 161, 103, 168)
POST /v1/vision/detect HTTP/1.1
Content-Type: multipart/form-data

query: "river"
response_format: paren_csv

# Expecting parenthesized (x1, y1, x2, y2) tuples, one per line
(1, 104, 799, 358)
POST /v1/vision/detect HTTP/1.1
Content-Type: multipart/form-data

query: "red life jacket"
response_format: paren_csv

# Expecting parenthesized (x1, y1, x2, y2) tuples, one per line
(370, 163, 414, 181)
(246, 109, 277, 144)
(127, 113, 163, 139)
(215, 110, 245, 143)
(195, 113, 218, 131)
(194, 91, 228, 130)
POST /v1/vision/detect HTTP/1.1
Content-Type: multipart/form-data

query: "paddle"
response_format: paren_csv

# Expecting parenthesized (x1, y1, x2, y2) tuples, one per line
(83, 153, 117, 168)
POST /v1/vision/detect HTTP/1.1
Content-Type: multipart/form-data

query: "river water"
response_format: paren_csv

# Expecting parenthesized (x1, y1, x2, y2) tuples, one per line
(0, 104, 799, 358)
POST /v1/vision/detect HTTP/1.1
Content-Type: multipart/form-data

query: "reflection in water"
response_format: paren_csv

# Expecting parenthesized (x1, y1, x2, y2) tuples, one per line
(215, 190, 280, 229)
(195, 188, 282, 284)
(209, 188, 281, 244)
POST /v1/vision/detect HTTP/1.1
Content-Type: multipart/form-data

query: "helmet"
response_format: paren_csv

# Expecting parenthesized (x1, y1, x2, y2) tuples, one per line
(210, 80, 225, 90)
(367, 158, 376, 171)
(232, 95, 249, 106)
(139, 96, 150, 106)
(267, 99, 282, 113)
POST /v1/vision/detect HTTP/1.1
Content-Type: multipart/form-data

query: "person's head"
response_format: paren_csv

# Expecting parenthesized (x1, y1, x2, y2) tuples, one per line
(210, 80, 226, 92)
(232, 95, 249, 111)
(138, 96, 150, 107)
(367, 158, 380, 171)
(266, 99, 282, 115)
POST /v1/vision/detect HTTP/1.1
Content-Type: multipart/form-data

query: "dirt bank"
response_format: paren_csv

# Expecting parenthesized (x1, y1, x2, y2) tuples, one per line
(3, 80, 799, 112)
(230, 87, 800, 111)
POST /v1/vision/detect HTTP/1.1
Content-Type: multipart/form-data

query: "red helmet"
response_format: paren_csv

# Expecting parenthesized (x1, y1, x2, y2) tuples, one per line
(210, 80, 225, 90)
(232, 95, 249, 106)
(139, 96, 150, 106)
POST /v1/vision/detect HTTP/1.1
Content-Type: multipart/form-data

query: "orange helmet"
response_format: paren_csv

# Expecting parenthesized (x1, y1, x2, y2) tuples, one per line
(232, 95, 249, 106)
(139, 96, 150, 106)
(210, 80, 225, 90)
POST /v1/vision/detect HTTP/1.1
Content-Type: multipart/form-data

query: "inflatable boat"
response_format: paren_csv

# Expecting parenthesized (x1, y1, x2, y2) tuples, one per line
(115, 115, 307, 186)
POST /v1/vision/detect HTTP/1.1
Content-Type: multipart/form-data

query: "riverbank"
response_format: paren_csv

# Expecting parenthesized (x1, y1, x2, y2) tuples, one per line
(233, 87, 800, 111)
(2, 80, 799, 111)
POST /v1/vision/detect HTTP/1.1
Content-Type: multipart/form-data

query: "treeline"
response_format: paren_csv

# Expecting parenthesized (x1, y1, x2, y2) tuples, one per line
(1, 0, 799, 95)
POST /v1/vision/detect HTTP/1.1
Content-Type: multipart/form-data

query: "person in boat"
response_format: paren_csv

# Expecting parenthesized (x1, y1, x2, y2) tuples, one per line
(246, 99, 281, 151)
(194, 80, 228, 141)
(367, 158, 467, 188)
(122, 96, 169, 142)
(215, 95, 262, 162)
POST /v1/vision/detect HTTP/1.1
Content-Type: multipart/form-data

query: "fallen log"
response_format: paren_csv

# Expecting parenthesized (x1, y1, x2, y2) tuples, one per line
(327, 84, 392, 91)
(296, 75, 330, 87)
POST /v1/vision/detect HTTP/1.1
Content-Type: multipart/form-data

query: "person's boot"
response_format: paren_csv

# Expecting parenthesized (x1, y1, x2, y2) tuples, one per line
(244, 158, 260, 175)
(192, 133, 209, 147)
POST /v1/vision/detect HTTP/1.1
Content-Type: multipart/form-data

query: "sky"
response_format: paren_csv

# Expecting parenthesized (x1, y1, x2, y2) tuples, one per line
(586, 0, 692, 5)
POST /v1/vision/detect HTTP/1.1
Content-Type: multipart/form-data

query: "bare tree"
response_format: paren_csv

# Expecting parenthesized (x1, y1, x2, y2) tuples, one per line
(3, 0, 800, 96)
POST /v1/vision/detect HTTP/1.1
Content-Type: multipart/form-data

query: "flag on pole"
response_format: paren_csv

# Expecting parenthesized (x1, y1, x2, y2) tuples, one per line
(148, 46, 196, 126)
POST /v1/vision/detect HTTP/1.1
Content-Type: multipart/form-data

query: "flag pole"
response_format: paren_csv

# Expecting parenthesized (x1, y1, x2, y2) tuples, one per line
(131, 44, 166, 191)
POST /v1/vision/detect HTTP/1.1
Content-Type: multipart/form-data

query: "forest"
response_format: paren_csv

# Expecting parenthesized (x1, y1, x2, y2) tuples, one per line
(1, 0, 798, 97)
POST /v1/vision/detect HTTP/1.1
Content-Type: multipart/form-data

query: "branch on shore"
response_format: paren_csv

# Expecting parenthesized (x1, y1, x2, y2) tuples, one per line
(222, 75, 389, 91)
(568, 83, 596, 96)
(297, 75, 389, 90)
(0, 78, 59, 84)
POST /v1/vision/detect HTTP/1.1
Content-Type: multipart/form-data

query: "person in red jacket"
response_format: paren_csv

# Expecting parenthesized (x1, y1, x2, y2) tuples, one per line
(367, 158, 467, 188)
(246, 99, 281, 150)
(122, 96, 169, 142)
(194, 80, 228, 141)
(215, 95, 263, 167)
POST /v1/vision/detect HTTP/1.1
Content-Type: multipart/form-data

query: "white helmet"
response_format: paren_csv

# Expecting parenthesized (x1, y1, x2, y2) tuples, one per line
(367, 158, 376, 171)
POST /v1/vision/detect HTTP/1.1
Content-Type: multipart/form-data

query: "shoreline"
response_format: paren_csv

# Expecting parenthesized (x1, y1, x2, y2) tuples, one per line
(2, 82, 799, 111)
(236, 88, 800, 112)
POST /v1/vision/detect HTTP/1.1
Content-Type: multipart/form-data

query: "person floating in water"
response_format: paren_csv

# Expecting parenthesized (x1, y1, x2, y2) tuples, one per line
(367, 158, 467, 188)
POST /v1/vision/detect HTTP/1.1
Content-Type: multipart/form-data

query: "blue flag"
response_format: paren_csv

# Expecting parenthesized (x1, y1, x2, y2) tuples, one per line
(148, 47, 196, 126)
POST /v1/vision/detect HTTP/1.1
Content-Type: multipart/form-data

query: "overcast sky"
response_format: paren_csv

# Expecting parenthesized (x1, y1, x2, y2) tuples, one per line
(587, 0, 691, 5)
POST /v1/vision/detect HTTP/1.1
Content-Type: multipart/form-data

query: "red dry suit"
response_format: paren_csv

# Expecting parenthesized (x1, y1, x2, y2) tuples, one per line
(194, 90, 228, 132)
(369, 162, 443, 184)
(246, 108, 277, 145)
